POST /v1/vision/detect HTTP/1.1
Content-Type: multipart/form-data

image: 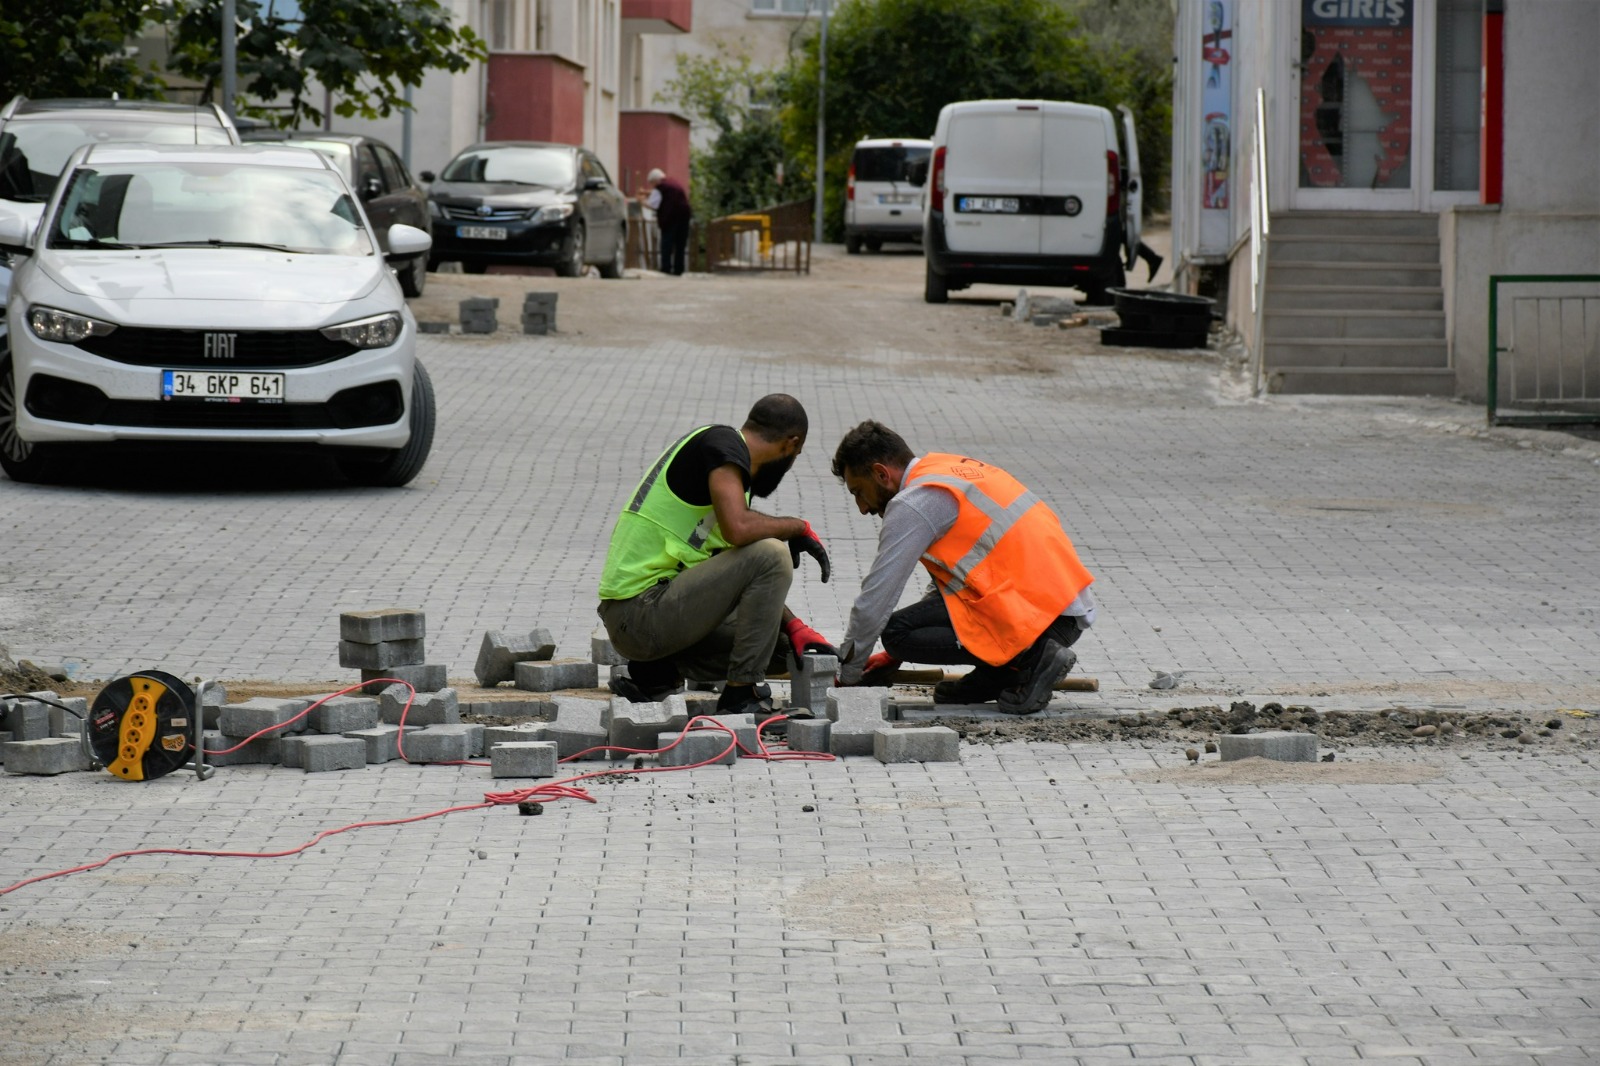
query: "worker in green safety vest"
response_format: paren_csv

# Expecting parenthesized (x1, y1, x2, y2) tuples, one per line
(597, 393, 835, 718)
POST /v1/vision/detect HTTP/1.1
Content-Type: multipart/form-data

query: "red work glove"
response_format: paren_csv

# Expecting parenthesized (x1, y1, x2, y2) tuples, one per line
(788, 521, 830, 582)
(784, 616, 838, 658)
(858, 652, 901, 687)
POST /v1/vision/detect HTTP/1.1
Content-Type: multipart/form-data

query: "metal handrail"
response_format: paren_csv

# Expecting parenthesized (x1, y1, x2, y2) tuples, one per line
(1487, 273, 1600, 426)
(1248, 87, 1270, 396)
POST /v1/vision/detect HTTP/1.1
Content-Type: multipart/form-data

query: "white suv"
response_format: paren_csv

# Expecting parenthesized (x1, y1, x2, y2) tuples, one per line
(0, 142, 435, 485)
(844, 138, 932, 254)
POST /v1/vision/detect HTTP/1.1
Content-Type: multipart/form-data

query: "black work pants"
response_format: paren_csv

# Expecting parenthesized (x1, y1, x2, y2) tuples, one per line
(881, 595, 1083, 668)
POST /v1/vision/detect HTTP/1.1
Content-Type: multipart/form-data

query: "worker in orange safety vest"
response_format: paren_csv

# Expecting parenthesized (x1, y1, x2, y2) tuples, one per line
(829, 420, 1094, 714)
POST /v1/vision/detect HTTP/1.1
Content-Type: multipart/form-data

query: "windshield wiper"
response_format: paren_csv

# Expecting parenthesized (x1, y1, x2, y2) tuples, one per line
(52, 239, 141, 250)
(137, 239, 302, 253)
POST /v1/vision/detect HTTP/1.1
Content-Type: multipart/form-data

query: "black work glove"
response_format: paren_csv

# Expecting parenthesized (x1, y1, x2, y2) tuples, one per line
(789, 521, 830, 583)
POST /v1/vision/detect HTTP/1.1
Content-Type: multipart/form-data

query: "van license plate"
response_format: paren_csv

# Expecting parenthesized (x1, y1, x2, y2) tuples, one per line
(163, 370, 284, 401)
(878, 193, 915, 204)
(458, 225, 508, 240)
(958, 197, 1020, 214)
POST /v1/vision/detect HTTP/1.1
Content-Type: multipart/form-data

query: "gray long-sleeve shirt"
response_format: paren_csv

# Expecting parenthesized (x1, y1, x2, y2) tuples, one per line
(837, 457, 1095, 683)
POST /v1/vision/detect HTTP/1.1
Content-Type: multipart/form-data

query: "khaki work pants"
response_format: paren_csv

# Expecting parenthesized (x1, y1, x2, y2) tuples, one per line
(597, 538, 792, 685)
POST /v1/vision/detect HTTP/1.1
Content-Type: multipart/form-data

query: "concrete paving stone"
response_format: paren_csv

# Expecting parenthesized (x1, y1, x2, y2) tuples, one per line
(873, 724, 960, 763)
(1220, 730, 1319, 762)
(356, 664, 448, 696)
(2, 699, 50, 741)
(379, 685, 459, 726)
(294, 735, 368, 772)
(785, 717, 831, 752)
(340, 608, 426, 644)
(199, 729, 281, 766)
(343, 723, 402, 764)
(705, 712, 759, 755)
(474, 627, 557, 686)
(787, 651, 838, 713)
(825, 686, 890, 723)
(514, 659, 600, 692)
(483, 723, 550, 749)
(606, 695, 689, 750)
(1, 737, 88, 774)
(462, 698, 556, 718)
(590, 627, 626, 667)
(395, 726, 467, 763)
(305, 694, 380, 734)
(217, 697, 310, 738)
(0, 730, 9, 763)
(490, 741, 558, 778)
(657, 726, 738, 766)
(46, 696, 88, 736)
(338, 637, 426, 670)
(545, 696, 610, 759)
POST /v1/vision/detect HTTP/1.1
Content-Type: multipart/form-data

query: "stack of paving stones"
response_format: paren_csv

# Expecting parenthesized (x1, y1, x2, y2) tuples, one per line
(522, 291, 558, 335)
(781, 687, 962, 765)
(459, 296, 498, 334)
(342, 608, 448, 695)
(1, 691, 93, 775)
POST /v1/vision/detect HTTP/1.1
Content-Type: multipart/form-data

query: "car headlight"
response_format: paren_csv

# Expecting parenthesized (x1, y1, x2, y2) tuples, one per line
(531, 203, 575, 225)
(320, 312, 402, 349)
(28, 306, 117, 344)
(428, 199, 445, 218)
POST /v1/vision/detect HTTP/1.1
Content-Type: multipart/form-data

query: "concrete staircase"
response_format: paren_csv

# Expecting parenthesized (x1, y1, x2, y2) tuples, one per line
(1263, 211, 1454, 396)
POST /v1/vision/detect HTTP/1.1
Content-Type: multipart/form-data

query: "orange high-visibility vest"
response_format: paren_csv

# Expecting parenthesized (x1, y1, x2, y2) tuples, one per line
(906, 453, 1094, 666)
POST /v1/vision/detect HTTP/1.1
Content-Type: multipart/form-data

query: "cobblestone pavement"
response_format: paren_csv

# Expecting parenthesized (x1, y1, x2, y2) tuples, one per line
(3, 246, 1599, 1063)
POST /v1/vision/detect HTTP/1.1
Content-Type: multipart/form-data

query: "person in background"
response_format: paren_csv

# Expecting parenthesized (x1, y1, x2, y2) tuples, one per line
(642, 167, 691, 276)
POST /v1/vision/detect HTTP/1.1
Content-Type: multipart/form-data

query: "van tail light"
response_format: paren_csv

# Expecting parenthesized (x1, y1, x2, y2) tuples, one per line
(932, 146, 947, 212)
(847, 161, 855, 202)
(1106, 150, 1120, 221)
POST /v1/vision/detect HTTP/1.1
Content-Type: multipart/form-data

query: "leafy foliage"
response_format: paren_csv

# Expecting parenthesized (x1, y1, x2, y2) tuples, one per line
(0, 0, 165, 101)
(657, 48, 797, 221)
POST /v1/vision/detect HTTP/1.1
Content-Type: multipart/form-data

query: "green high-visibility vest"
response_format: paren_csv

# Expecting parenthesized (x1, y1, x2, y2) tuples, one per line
(598, 426, 742, 600)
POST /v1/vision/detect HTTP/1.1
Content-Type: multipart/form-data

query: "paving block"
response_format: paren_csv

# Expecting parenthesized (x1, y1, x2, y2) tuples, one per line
(360, 663, 448, 694)
(475, 628, 556, 686)
(218, 698, 310, 738)
(787, 652, 839, 713)
(607, 695, 690, 751)
(340, 608, 425, 644)
(338, 637, 425, 670)
(514, 660, 600, 693)
(48, 697, 89, 736)
(379, 685, 459, 726)
(464, 698, 556, 719)
(657, 727, 738, 767)
(280, 734, 309, 769)
(202, 730, 282, 766)
(344, 724, 402, 764)
(826, 687, 890, 723)
(704, 713, 759, 755)
(0, 731, 10, 765)
(2, 700, 50, 741)
(416, 320, 451, 334)
(491, 741, 559, 779)
(874, 725, 960, 764)
(521, 312, 553, 336)
(459, 297, 499, 334)
(590, 628, 626, 667)
(306, 695, 380, 734)
(199, 683, 227, 728)
(398, 725, 476, 763)
(785, 717, 831, 753)
(545, 696, 610, 759)
(2, 737, 89, 775)
(300, 736, 367, 772)
(1219, 731, 1318, 763)
(484, 723, 550, 750)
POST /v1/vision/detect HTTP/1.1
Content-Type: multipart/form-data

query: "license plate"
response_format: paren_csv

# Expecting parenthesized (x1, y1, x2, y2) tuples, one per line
(878, 193, 915, 204)
(458, 225, 507, 240)
(162, 370, 285, 401)
(957, 197, 1020, 213)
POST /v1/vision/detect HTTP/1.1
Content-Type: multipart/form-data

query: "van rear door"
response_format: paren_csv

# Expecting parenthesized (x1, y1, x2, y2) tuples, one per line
(1117, 105, 1143, 269)
(1040, 106, 1112, 258)
(943, 105, 1042, 255)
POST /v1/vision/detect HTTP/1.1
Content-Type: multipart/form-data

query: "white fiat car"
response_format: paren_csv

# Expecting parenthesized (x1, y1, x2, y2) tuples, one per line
(0, 142, 434, 485)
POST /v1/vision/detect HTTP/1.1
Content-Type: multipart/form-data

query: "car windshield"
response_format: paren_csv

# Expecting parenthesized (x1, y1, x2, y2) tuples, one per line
(853, 145, 931, 183)
(279, 139, 355, 183)
(0, 118, 233, 202)
(440, 146, 575, 188)
(46, 161, 374, 256)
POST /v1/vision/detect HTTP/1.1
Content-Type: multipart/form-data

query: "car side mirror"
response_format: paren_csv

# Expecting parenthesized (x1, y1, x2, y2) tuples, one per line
(0, 212, 34, 256)
(361, 175, 383, 200)
(385, 222, 432, 261)
(583, 176, 607, 191)
(418, 170, 435, 183)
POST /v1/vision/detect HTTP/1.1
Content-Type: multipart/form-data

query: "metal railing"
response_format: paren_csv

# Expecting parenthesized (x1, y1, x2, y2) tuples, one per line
(1487, 274, 1600, 427)
(1248, 87, 1271, 397)
(703, 199, 812, 274)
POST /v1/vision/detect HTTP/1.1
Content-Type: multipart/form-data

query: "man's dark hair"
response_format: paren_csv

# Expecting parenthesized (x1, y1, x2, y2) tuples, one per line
(831, 421, 913, 478)
(743, 393, 808, 442)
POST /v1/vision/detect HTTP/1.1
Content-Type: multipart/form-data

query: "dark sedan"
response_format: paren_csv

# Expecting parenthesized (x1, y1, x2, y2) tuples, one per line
(421, 142, 627, 278)
(240, 128, 432, 297)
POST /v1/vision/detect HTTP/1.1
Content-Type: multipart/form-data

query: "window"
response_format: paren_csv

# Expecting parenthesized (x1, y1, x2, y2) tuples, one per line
(374, 145, 407, 192)
(751, 0, 814, 15)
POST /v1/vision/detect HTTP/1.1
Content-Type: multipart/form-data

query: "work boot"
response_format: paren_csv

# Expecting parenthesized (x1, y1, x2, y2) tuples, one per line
(715, 683, 774, 719)
(608, 659, 681, 704)
(932, 664, 1010, 705)
(995, 640, 1077, 715)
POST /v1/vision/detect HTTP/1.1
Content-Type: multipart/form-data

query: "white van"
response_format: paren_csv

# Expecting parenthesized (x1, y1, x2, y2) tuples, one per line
(921, 99, 1142, 304)
(845, 137, 932, 254)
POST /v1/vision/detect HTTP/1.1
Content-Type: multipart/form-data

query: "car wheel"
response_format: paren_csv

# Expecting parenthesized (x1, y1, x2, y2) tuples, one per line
(846, 235, 862, 255)
(336, 361, 436, 488)
(865, 237, 883, 253)
(924, 263, 949, 304)
(0, 348, 62, 484)
(598, 225, 626, 279)
(462, 261, 487, 275)
(557, 222, 587, 278)
(399, 253, 426, 298)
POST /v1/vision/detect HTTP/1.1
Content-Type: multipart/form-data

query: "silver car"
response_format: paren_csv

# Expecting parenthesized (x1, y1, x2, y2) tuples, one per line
(0, 142, 435, 485)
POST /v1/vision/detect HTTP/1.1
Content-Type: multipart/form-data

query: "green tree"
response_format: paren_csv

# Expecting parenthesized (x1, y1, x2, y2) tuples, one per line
(164, 0, 486, 128)
(0, 0, 165, 101)
(783, 0, 1159, 238)
(658, 47, 795, 221)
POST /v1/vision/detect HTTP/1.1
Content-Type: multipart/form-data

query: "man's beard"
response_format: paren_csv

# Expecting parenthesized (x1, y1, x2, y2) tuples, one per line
(749, 453, 795, 498)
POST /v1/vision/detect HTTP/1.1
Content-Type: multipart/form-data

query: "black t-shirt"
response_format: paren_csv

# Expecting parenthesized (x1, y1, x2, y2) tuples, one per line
(665, 425, 749, 506)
